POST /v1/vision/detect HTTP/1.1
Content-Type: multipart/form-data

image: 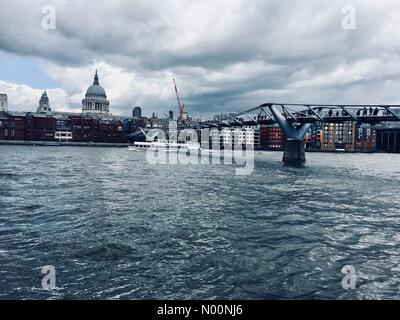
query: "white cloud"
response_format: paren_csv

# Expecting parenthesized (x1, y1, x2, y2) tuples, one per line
(43, 61, 178, 116)
(0, 80, 71, 112)
(1, 0, 400, 116)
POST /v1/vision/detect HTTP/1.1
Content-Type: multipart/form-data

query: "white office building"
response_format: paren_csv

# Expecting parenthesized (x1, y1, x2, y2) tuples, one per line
(0, 94, 8, 112)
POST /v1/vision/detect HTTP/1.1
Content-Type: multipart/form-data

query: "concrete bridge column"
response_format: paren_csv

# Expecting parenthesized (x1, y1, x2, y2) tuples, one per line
(268, 105, 311, 167)
(283, 139, 306, 167)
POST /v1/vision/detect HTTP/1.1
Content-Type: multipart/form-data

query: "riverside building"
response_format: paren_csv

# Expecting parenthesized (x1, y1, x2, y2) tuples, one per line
(82, 70, 110, 115)
(37, 91, 52, 113)
(0, 94, 7, 112)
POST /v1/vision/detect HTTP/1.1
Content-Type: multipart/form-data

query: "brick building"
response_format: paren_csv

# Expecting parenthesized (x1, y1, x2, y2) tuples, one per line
(259, 125, 286, 149)
(321, 122, 356, 151)
(0, 111, 132, 144)
(355, 124, 376, 152)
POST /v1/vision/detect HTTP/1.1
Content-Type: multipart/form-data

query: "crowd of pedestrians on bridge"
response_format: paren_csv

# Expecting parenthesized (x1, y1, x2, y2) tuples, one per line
(325, 107, 380, 117)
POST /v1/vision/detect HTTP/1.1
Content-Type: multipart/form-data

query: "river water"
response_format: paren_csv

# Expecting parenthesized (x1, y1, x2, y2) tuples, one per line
(1, 145, 400, 299)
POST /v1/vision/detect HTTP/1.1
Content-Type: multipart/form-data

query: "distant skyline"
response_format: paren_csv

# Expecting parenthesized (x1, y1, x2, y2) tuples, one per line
(1, 0, 400, 117)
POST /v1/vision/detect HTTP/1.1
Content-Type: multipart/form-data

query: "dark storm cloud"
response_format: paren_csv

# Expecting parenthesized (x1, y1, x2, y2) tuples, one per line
(1, 0, 400, 116)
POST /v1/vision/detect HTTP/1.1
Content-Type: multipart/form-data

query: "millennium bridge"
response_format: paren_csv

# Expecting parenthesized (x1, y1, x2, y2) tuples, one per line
(193, 103, 400, 166)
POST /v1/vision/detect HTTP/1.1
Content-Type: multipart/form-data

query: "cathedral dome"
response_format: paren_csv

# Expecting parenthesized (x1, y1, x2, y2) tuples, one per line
(82, 70, 110, 115)
(85, 70, 107, 98)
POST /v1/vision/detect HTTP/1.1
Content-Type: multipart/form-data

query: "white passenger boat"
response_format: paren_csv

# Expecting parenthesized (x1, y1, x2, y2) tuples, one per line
(128, 140, 201, 152)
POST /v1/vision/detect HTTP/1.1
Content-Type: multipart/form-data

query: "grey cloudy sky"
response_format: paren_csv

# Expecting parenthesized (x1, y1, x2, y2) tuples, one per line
(0, 0, 399, 117)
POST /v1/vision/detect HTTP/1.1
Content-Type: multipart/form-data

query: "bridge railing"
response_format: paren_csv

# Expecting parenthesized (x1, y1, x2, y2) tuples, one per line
(193, 104, 400, 129)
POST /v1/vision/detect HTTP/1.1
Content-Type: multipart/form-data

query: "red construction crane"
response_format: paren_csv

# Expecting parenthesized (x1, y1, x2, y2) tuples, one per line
(173, 78, 186, 122)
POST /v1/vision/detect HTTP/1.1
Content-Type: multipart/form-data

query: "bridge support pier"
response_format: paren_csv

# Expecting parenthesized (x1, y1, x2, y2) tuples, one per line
(283, 139, 306, 167)
(267, 105, 310, 167)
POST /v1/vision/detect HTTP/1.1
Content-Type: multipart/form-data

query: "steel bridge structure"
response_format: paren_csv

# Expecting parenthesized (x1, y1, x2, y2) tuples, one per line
(192, 103, 400, 166)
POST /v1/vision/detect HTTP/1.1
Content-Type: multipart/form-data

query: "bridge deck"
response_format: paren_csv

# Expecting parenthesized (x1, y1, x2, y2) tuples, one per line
(197, 115, 398, 129)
